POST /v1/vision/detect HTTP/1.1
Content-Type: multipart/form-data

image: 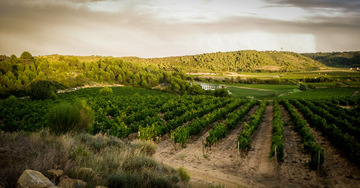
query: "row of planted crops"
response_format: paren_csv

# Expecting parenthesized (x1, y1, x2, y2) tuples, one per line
(1, 87, 360, 169)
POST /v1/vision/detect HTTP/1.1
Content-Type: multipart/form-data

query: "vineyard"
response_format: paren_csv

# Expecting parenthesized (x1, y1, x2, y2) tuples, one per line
(1, 86, 360, 187)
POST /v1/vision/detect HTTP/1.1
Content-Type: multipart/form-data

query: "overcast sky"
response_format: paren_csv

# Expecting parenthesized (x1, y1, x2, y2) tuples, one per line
(1, 0, 359, 58)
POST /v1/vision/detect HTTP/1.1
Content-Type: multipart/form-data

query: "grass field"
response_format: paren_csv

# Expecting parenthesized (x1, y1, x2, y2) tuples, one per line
(190, 70, 360, 80)
(280, 87, 359, 99)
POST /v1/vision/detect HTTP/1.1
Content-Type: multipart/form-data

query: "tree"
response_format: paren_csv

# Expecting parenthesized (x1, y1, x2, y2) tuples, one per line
(29, 80, 59, 100)
(20, 51, 33, 64)
(299, 84, 307, 91)
(214, 87, 230, 97)
(99, 87, 113, 95)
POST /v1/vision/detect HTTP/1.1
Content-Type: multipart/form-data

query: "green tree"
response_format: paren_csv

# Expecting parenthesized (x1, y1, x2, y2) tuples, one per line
(20, 51, 33, 64)
(29, 80, 58, 100)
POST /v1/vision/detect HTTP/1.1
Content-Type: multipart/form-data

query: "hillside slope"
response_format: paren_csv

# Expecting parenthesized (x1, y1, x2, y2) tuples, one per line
(303, 51, 360, 68)
(121, 50, 323, 72)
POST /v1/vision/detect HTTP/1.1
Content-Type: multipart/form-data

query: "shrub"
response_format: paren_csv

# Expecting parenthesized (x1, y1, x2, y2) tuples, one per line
(122, 155, 159, 172)
(50, 92, 57, 100)
(30, 80, 54, 100)
(131, 140, 157, 156)
(214, 87, 230, 97)
(107, 172, 142, 188)
(178, 167, 190, 182)
(139, 123, 159, 141)
(299, 84, 307, 91)
(47, 100, 94, 134)
(99, 87, 113, 95)
(29, 80, 64, 100)
(7, 95, 16, 101)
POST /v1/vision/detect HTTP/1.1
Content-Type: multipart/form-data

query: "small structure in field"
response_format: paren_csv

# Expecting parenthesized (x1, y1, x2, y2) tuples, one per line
(198, 83, 220, 90)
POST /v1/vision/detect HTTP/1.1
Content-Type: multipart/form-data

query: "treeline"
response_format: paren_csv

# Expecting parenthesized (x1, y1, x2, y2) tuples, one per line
(0, 52, 205, 98)
(303, 51, 360, 68)
(191, 75, 359, 85)
(121, 50, 322, 72)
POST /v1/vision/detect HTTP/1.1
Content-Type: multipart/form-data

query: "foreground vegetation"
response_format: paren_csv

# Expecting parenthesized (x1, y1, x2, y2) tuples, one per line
(1, 50, 360, 187)
(0, 131, 189, 187)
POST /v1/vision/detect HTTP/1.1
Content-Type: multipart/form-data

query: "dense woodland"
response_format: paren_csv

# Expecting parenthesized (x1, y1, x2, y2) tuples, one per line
(0, 52, 202, 98)
(303, 51, 360, 68)
(1, 50, 359, 98)
(121, 50, 323, 72)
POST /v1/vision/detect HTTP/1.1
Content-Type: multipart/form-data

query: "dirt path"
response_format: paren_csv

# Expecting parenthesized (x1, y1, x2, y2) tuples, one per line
(279, 105, 321, 187)
(294, 107, 360, 187)
(154, 104, 281, 187)
(155, 103, 360, 187)
(154, 105, 261, 187)
(236, 105, 279, 187)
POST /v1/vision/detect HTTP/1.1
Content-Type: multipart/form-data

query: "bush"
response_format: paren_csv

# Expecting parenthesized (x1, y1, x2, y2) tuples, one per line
(49, 92, 57, 100)
(30, 80, 54, 100)
(7, 95, 17, 101)
(29, 80, 64, 100)
(122, 155, 159, 172)
(99, 87, 113, 95)
(107, 172, 142, 188)
(178, 167, 190, 182)
(47, 100, 94, 134)
(214, 87, 230, 97)
(299, 84, 307, 91)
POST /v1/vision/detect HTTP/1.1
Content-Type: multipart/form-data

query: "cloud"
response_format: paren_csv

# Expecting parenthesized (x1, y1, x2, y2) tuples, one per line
(0, 0, 359, 57)
(265, 0, 360, 11)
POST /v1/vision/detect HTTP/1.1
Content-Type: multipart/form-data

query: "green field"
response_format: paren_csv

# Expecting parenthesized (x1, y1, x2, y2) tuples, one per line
(280, 87, 359, 99)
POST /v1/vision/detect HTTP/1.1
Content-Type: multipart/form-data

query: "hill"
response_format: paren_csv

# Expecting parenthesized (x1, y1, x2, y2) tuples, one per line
(303, 51, 360, 68)
(0, 53, 201, 98)
(120, 50, 324, 72)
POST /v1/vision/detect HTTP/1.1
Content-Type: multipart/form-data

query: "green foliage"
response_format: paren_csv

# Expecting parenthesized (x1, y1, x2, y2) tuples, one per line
(188, 100, 243, 141)
(238, 101, 267, 151)
(171, 127, 189, 147)
(270, 100, 284, 162)
(29, 80, 56, 100)
(0, 53, 201, 98)
(206, 123, 228, 147)
(20, 51, 33, 63)
(214, 87, 230, 97)
(299, 84, 307, 91)
(281, 87, 359, 99)
(49, 91, 57, 100)
(290, 99, 360, 166)
(47, 100, 94, 134)
(121, 50, 323, 72)
(7, 95, 17, 101)
(139, 123, 159, 141)
(206, 100, 256, 147)
(107, 172, 141, 188)
(99, 87, 113, 95)
(122, 155, 159, 172)
(281, 99, 324, 169)
(178, 167, 190, 182)
(303, 51, 360, 68)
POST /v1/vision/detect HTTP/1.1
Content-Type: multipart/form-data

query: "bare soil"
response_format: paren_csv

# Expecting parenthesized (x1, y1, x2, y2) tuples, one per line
(278, 105, 322, 187)
(154, 104, 360, 187)
(294, 107, 360, 188)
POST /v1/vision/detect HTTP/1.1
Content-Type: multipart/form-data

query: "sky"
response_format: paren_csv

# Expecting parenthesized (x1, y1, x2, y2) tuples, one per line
(0, 0, 359, 58)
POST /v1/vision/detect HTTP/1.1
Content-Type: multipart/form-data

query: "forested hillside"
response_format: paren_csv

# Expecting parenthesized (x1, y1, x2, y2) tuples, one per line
(121, 50, 323, 72)
(0, 52, 199, 98)
(303, 51, 360, 68)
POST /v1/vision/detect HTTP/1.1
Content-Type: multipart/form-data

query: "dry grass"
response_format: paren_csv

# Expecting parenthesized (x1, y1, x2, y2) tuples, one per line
(0, 130, 68, 187)
(0, 130, 187, 188)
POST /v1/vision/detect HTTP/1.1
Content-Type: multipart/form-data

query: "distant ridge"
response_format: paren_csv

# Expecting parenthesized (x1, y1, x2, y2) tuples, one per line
(119, 50, 324, 72)
(303, 51, 360, 68)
